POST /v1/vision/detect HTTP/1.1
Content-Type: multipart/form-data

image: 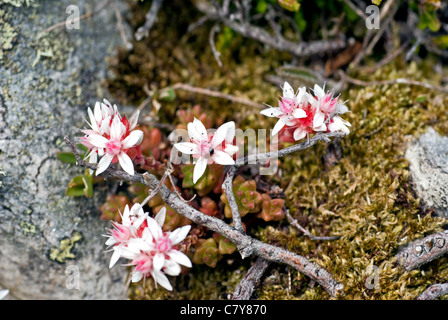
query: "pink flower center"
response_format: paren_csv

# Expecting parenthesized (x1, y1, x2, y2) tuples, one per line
(295, 105, 315, 130)
(132, 253, 153, 273)
(199, 140, 213, 158)
(111, 223, 132, 243)
(156, 235, 172, 252)
(106, 140, 122, 155)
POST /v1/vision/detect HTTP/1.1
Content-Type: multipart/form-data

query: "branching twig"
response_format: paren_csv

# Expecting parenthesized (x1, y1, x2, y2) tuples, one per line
(396, 230, 448, 271)
(338, 70, 448, 95)
(194, 1, 346, 58)
(232, 257, 271, 300)
(135, 0, 163, 41)
(286, 209, 340, 241)
(222, 166, 244, 233)
(171, 83, 265, 109)
(64, 135, 344, 297)
(209, 23, 223, 68)
(416, 283, 448, 300)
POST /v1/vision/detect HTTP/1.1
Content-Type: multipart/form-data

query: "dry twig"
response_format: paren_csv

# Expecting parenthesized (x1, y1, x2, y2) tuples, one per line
(285, 209, 340, 241)
(232, 257, 271, 300)
(338, 70, 448, 95)
(416, 283, 448, 300)
(171, 83, 265, 109)
(396, 230, 448, 271)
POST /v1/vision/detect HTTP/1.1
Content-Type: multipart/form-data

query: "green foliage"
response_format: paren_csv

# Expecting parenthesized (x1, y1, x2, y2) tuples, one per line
(278, 0, 301, 12)
(192, 238, 220, 268)
(433, 35, 448, 50)
(418, 7, 441, 31)
(65, 173, 93, 198)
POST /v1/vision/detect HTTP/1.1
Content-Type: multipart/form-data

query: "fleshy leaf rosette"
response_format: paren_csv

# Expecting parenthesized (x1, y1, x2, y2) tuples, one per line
(220, 176, 263, 218)
(258, 194, 285, 222)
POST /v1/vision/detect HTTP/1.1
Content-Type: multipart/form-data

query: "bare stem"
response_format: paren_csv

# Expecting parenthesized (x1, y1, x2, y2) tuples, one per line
(338, 70, 448, 95)
(286, 209, 340, 241)
(416, 283, 448, 300)
(171, 83, 265, 109)
(232, 257, 271, 300)
(396, 230, 448, 271)
(134, 0, 163, 41)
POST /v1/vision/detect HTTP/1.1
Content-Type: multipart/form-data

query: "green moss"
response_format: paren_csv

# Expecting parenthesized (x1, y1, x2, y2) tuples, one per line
(48, 232, 83, 264)
(0, 9, 18, 61)
(2, 0, 36, 7)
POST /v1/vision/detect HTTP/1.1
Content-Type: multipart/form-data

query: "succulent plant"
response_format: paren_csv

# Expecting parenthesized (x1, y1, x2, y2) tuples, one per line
(176, 105, 215, 131)
(213, 232, 237, 255)
(99, 194, 132, 222)
(220, 176, 263, 218)
(199, 196, 221, 218)
(191, 238, 220, 268)
(258, 194, 285, 222)
(181, 164, 224, 196)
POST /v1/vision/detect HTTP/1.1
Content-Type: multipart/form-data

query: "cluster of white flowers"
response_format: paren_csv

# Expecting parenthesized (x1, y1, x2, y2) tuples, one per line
(173, 118, 239, 184)
(83, 86, 350, 291)
(260, 82, 350, 142)
(105, 204, 192, 291)
(80, 99, 144, 176)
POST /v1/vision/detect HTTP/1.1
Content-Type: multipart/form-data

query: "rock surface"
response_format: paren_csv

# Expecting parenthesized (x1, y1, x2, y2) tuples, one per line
(0, 0, 133, 299)
(406, 127, 448, 218)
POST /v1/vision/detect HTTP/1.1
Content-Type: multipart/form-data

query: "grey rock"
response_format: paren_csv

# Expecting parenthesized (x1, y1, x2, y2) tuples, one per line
(0, 0, 133, 299)
(405, 127, 448, 218)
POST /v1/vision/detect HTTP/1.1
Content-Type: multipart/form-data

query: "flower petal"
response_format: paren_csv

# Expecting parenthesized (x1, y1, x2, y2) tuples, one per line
(313, 84, 325, 98)
(282, 81, 295, 99)
(211, 121, 235, 147)
(271, 118, 286, 136)
(313, 110, 325, 129)
(118, 152, 134, 176)
(147, 216, 163, 240)
(122, 130, 144, 149)
(109, 247, 122, 269)
(173, 142, 199, 155)
(87, 134, 109, 149)
(152, 270, 172, 291)
(193, 157, 208, 184)
(96, 153, 114, 175)
(260, 107, 284, 118)
(128, 110, 140, 130)
(292, 108, 307, 119)
(169, 225, 191, 245)
(293, 127, 307, 141)
(163, 259, 181, 276)
(212, 150, 235, 165)
(192, 118, 207, 140)
(155, 207, 166, 227)
(153, 252, 165, 271)
(168, 250, 192, 268)
(224, 144, 239, 156)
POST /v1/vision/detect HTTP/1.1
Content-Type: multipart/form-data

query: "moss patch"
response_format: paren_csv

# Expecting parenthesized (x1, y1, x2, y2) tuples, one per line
(48, 232, 83, 264)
